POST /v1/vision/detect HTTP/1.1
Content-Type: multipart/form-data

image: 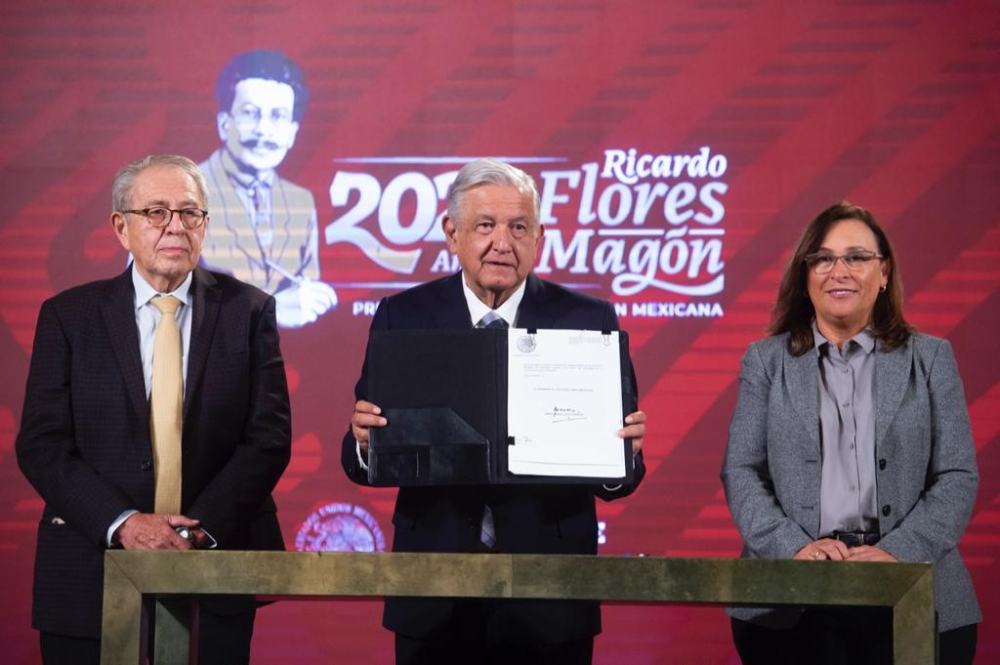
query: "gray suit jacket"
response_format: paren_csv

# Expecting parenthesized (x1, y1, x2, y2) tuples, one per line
(199, 149, 320, 295)
(721, 331, 981, 631)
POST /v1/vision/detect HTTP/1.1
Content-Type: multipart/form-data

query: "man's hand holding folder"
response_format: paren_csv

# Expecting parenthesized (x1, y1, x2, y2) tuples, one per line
(352, 399, 645, 462)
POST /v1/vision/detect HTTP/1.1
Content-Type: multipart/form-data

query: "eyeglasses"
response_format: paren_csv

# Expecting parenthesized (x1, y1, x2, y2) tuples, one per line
(804, 250, 884, 274)
(121, 207, 208, 230)
(231, 106, 294, 128)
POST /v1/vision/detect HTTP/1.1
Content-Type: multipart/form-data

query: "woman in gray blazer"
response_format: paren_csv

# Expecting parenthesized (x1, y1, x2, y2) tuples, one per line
(721, 203, 980, 665)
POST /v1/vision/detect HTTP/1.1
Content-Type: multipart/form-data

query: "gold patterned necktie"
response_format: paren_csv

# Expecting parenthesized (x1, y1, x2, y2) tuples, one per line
(150, 296, 183, 514)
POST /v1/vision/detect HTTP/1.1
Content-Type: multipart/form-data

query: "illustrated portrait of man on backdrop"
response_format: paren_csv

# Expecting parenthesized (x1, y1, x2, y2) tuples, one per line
(199, 49, 337, 328)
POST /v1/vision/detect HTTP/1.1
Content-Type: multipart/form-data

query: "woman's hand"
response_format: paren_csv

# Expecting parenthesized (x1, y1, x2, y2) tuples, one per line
(845, 546, 897, 562)
(793, 538, 851, 561)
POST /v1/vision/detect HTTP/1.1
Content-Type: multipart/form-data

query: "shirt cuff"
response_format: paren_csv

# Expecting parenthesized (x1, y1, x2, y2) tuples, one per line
(107, 509, 139, 547)
(356, 440, 369, 471)
(199, 529, 219, 549)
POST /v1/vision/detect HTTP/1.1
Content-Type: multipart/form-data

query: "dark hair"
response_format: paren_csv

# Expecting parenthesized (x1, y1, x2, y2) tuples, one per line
(215, 50, 310, 122)
(769, 202, 913, 356)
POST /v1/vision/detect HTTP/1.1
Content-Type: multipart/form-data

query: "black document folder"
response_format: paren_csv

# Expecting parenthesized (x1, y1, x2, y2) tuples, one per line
(366, 328, 636, 487)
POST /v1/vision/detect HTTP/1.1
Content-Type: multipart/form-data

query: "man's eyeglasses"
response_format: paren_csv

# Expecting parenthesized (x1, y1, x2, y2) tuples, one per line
(121, 207, 208, 230)
(231, 106, 294, 128)
(804, 250, 884, 274)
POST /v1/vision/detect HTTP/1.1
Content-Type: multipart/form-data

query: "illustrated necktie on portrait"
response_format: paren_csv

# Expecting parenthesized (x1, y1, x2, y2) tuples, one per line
(249, 181, 273, 248)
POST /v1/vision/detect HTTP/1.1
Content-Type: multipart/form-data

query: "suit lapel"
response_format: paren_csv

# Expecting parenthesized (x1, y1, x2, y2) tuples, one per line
(785, 346, 821, 454)
(875, 339, 911, 451)
(515, 275, 555, 329)
(102, 269, 149, 432)
(433, 273, 475, 329)
(209, 152, 265, 272)
(433, 273, 550, 329)
(268, 177, 293, 269)
(184, 267, 221, 417)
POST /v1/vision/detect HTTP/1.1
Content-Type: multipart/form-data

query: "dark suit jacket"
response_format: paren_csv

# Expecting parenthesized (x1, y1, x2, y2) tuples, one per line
(16, 266, 292, 638)
(342, 273, 645, 642)
(721, 332, 981, 631)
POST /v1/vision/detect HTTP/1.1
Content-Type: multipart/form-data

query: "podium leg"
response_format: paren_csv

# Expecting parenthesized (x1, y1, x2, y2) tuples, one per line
(153, 596, 197, 665)
(892, 567, 935, 665)
(101, 556, 144, 664)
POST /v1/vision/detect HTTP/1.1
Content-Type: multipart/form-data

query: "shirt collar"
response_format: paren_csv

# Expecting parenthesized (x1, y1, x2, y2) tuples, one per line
(132, 266, 193, 311)
(461, 273, 527, 327)
(220, 148, 275, 191)
(811, 320, 876, 355)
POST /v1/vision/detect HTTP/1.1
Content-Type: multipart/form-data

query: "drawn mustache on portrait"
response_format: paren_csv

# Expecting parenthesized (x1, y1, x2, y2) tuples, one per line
(240, 138, 282, 151)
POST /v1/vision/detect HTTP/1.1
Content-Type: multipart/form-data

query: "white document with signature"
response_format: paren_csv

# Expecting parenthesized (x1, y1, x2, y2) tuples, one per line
(506, 328, 625, 478)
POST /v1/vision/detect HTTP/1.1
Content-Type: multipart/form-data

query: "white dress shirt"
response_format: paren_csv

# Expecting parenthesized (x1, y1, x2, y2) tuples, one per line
(106, 268, 194, 545)
(461, 274, 526, 328)
(133, 269, 193, 397)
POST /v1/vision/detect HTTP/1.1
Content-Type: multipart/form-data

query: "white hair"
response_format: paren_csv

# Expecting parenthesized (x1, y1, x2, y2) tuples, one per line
(112, 154, 208, 212)
(446, 158, 541, 235)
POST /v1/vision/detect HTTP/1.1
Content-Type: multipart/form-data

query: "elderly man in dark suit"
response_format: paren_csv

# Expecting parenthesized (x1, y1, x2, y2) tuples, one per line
(16, 154, 292, 665)
(343, 158, 647, 665)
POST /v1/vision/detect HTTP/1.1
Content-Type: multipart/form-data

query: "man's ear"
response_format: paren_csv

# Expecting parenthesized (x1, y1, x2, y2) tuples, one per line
(443, 216, 459, 254)
(111, 212, 131, 251)
(217, 112, 230, 142)
(286, 121, 300, 149)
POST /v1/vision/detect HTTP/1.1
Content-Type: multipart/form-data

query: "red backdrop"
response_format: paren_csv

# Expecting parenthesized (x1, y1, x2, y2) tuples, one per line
(0, 1, 997, 663)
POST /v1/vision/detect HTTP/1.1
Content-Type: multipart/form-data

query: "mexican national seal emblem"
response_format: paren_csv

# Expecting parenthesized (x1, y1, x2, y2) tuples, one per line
(295, 502, 387, 552)
(516, 334, 536, 353)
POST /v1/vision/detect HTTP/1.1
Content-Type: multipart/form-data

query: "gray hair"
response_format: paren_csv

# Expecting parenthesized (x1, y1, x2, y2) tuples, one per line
(112, 155, 209, 212)
(446, 158, 541, 235)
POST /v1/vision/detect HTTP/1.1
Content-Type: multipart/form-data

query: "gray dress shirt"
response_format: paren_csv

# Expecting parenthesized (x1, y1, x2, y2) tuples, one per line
(813, 324, 878, 536)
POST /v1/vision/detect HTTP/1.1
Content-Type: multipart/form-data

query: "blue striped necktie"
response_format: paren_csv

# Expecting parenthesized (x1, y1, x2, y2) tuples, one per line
(475, 310, 506, 549)
(477, 311, 508, 329)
